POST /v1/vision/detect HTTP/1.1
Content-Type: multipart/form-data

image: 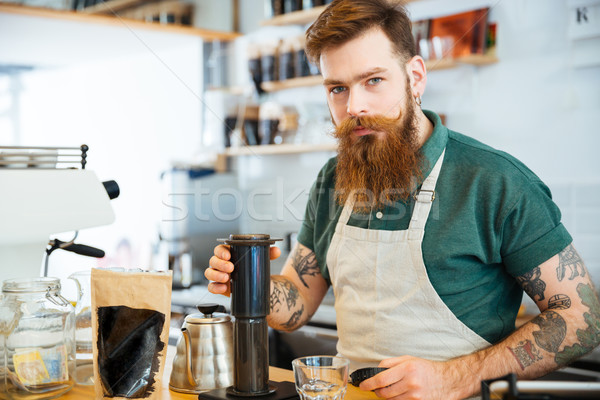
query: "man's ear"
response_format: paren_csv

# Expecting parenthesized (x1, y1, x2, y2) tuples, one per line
(406, 55, 427, 98)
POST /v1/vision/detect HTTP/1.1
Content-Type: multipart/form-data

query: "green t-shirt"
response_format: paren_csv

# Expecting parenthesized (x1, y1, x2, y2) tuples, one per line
(297, 110, 572, 344)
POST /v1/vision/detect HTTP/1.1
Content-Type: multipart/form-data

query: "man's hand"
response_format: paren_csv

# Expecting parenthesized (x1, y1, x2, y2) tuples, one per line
(205, 244, 281, 296)
(360, 356, 462, 400)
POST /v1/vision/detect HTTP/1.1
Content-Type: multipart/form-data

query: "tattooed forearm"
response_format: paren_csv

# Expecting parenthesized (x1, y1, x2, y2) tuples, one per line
(270, 276, 299, 313)
(557, 244, 586, 281)
(555, 283, 600, 365)
(508, 340, 542, 370)
(291, 247, 320, 288)
(283, 304, 305, 329)
(531, 311, 567, 353)
(516, 266, 546, 301)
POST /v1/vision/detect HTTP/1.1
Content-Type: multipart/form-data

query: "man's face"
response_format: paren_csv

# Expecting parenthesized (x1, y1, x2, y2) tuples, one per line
(320, 27, 412, 138)
(319, 27, 424, 211)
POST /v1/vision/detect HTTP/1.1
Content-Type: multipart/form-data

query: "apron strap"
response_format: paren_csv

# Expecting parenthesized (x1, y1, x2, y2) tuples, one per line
(338, 192, 355, 227)
(408, 149, 446, 238)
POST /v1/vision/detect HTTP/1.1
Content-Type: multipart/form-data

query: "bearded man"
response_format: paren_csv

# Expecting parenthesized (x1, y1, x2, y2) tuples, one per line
(206, 1, 600, 399)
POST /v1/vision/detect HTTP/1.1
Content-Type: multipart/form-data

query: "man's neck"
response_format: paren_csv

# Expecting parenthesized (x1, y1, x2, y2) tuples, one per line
(415, 109, 434, 148)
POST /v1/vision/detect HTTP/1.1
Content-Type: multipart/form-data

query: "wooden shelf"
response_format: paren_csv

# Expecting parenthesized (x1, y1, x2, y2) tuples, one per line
(0, 3, 240, 41)
(81, 0, 145, 15)
(261, 5, 326, 26)
(457, 53, 499, 66)
(261, 75, 323, 92)
(223, 142, 337, 157)
(426, 54, 498, 71)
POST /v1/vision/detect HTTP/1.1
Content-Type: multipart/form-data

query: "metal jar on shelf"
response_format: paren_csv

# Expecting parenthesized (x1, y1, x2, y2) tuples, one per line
(0, 277, 75, 399)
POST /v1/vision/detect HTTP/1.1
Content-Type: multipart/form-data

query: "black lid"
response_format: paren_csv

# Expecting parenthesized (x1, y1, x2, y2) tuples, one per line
(218, 234, 282, 246)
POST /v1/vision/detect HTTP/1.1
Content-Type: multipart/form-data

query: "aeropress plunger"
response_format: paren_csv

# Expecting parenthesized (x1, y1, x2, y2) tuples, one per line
(219, 234, 282, 398)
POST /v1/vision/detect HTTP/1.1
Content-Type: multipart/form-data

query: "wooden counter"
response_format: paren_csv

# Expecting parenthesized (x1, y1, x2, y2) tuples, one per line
(60, 346, 378, 399)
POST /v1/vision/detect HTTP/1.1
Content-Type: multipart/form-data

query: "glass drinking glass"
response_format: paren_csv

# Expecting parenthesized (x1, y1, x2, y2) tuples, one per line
(292, 355, 349, 400)
(68, 270, 93, 385)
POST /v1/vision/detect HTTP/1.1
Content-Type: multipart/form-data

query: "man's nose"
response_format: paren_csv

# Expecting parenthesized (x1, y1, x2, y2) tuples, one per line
(346, 89, 368, 117)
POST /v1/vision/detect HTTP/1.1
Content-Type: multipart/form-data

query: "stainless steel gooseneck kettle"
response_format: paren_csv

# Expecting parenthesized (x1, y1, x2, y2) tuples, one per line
(169, 303, 234, 394)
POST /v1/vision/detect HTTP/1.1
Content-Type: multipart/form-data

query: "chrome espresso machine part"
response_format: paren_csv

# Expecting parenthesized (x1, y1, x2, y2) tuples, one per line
(0, 145, 118, 278)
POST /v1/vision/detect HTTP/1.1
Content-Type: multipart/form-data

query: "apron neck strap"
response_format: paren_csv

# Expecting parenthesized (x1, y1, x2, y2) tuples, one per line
(408, 149, 446, 234)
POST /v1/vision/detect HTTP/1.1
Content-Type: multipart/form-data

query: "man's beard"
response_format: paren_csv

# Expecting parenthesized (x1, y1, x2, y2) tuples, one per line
(333, 97, 424, 213)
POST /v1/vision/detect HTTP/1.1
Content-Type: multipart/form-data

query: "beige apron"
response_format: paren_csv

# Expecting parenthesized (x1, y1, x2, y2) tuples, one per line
(326, 150, 490, 375)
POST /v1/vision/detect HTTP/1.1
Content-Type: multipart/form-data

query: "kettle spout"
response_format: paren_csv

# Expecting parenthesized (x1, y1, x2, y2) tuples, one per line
(181, 327, 198, 388)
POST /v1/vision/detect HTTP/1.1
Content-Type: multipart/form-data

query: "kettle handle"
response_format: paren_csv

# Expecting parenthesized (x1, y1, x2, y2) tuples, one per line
(181, 327, 198, 388)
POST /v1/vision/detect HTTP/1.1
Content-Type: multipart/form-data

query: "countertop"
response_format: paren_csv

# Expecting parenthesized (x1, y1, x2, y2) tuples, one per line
(59, 346, 377, 399)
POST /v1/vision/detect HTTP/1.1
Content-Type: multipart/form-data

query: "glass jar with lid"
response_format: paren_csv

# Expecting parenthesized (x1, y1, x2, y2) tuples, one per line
(0, 277, 76, 399)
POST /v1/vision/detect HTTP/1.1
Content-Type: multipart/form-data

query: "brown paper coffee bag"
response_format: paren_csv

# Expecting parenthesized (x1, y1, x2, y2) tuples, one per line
(91, 268, 172, 399)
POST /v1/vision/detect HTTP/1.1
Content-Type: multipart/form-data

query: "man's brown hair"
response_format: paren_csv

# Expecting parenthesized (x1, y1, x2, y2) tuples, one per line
(305, 0, 416, 66)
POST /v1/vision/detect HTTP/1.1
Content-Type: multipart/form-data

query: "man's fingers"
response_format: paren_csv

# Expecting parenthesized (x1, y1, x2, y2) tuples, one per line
(204, 266, 231, 283)
(209, 255, 234, 273)
(214, 244, 231, 260)
(207, 282, 230, 296)
(270, 246, 281, 260)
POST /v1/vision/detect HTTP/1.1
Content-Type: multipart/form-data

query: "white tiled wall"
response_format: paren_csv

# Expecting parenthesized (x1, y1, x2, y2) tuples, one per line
(550, 182, 600, 288)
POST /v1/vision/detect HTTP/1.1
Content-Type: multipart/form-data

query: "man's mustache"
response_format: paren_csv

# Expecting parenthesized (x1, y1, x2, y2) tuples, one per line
(334, 114, 403, 139)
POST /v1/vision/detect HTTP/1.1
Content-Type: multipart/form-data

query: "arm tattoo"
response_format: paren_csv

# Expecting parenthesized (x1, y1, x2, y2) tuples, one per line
(508, 340, 542, 370)
(292, 248, 320, 288)
(557, 244, 586, 281)
(283, 304, 305, 329)
(548, 294, 571, 310)
(516, 267, 546, 301)
(270, 277, 299, 313)
(555, 283, 600, 365)
(531, 311, 567, 353)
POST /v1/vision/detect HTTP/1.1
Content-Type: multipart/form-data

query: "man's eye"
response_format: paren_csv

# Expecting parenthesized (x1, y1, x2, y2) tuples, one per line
(330, 86, 346, 94)
(368, 77, 382, 85)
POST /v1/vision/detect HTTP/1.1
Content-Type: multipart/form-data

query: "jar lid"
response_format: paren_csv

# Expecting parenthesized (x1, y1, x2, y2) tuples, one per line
(2, 277, 60, 293)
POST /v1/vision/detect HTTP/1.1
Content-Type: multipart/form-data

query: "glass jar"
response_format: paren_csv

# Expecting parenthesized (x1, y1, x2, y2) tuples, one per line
(0, 277, 75, 399)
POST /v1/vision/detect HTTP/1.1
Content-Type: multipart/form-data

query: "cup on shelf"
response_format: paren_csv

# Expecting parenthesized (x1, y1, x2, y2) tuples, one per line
(248, 42, 263, 93)
(278, 37, 295, 81)
(260, 41, 279, 83)
(259, 102, 282, 145)
(283, 0, 303, 14)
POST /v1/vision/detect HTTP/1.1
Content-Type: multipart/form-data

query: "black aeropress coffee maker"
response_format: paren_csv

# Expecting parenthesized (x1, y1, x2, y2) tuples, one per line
(199, 234, 298, 400)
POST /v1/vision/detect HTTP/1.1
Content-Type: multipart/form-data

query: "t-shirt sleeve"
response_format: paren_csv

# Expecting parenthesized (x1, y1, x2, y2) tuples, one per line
(297, 178, 319, 252)
(501, 179, 572, 277)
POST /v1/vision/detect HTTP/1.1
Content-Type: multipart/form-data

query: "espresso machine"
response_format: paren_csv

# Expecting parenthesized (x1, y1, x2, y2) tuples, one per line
(0, 145, 118, 279)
